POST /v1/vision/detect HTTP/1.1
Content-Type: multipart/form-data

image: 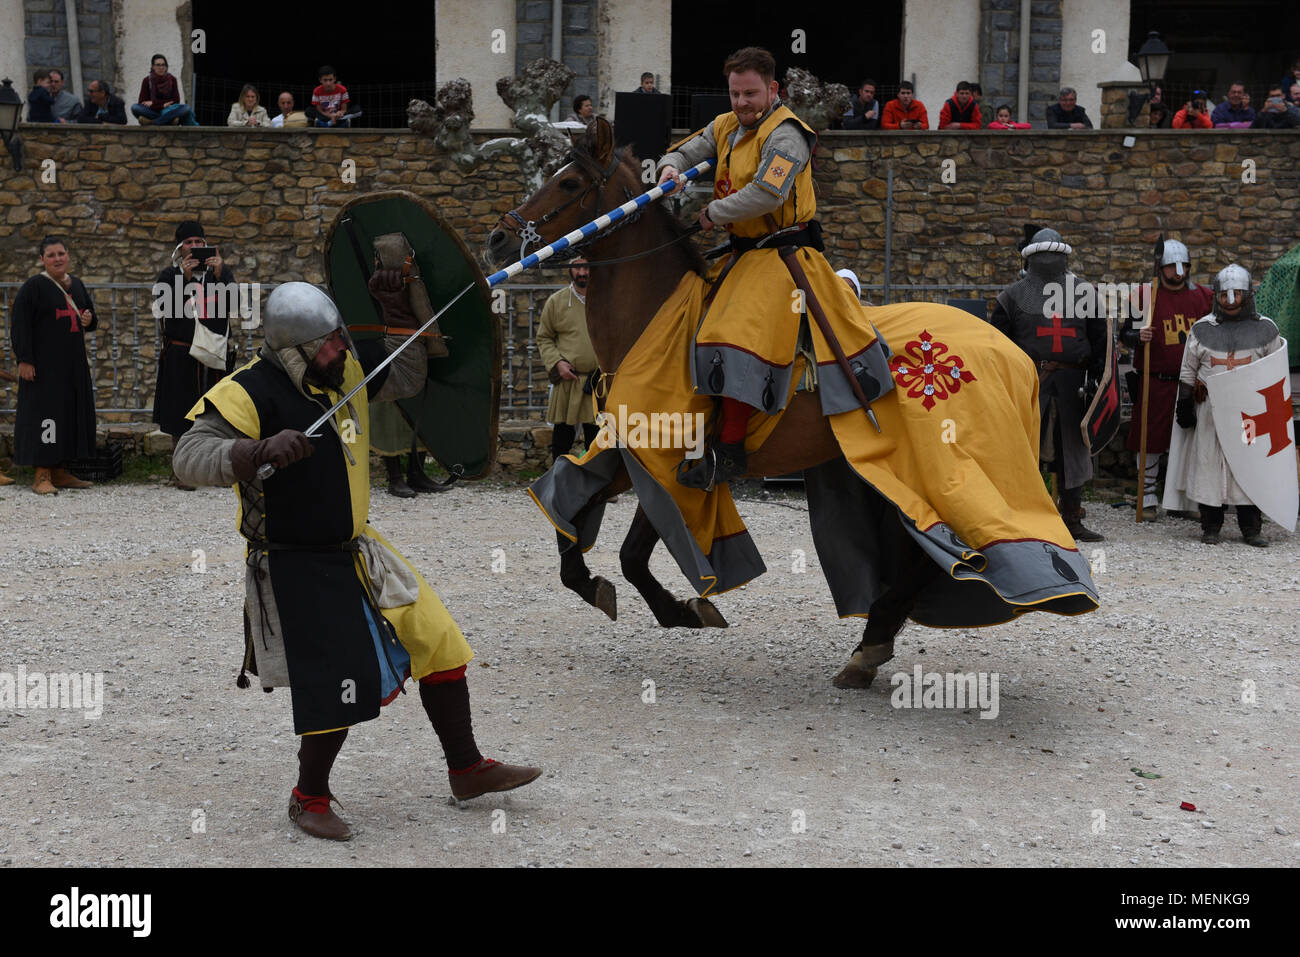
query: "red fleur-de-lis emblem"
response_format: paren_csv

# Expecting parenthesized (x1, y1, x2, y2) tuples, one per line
(888, 330, 976, 411)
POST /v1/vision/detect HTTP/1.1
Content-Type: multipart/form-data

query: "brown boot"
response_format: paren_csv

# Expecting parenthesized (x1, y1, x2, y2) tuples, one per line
(449, 758, 542, 801)
(51, 467, 92, 489)
(32, 467, 57, 495)
(288, 789, 352, 841)
(1060, 488, 1103, 542)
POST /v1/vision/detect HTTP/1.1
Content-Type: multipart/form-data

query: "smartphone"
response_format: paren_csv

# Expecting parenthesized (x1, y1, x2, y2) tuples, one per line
(190, 246, 217, 265)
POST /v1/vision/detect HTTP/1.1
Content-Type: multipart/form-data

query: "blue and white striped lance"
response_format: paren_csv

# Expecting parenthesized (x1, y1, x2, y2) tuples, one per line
(485, 159, 714, 287)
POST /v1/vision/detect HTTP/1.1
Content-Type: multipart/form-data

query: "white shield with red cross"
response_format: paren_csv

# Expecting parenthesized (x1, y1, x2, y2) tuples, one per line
(1206, 343, 1297, 531)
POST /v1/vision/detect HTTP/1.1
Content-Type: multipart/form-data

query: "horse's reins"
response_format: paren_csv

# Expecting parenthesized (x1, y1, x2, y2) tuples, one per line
(502, 149, 704, 267)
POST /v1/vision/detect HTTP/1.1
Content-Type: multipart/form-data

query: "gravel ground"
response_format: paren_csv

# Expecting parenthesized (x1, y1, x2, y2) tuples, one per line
(1, 476, 1296, 867)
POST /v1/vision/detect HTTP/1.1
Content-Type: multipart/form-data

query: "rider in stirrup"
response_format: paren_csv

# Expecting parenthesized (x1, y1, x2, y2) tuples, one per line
(658, 46, 888, 490)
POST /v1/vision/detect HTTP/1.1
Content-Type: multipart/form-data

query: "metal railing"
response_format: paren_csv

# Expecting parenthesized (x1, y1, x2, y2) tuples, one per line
(1, 280, 1029, 421)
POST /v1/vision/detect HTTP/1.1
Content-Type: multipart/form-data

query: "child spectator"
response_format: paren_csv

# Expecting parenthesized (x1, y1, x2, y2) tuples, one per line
(988, 104, 1031, 129)
(27, 69, 55, 123)
(311, 66, 351, 127)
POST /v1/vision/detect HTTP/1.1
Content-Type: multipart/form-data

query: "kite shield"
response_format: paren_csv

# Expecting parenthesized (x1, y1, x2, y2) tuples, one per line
(1081, 314, 1122, 453)
(325, 191, 500, 478)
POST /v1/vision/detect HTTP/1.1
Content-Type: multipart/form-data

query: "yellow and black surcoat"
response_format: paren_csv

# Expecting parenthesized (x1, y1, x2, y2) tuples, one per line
(189, 350, 471, 735)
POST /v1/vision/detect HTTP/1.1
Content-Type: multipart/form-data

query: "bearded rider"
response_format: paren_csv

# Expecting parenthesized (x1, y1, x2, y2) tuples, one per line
(657, 46, 884, 489)
(174, 281, 540, 840)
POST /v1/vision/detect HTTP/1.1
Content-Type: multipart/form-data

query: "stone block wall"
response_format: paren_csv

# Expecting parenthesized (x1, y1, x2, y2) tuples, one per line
(2, 124, 1299, 475)
(979, 0, 1062, 127)
(514, 0, 597, 112)
(23, 0, 117, 96)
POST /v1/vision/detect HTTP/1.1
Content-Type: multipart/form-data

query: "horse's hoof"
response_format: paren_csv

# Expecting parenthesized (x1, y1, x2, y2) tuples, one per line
(854, 642, 896, 669)
(592, 577, 617, 621)
(832, 664, 878, 689)
(685, 597, 728, 629)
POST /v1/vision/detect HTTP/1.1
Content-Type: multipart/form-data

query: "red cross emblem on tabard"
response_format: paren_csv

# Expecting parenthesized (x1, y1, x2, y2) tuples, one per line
(1210, 353, 1252, 371)
(1241, 379, 1293, 458)
(54, 305, 79, 333)
(889, 330, 977, 411)
(1035, 314, 1076, 353)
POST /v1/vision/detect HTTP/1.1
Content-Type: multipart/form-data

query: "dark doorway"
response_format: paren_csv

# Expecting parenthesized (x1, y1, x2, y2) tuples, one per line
(1130, 0, 1300, 105)
(190, 0, 437, 127)
(669, 1, 903, 127)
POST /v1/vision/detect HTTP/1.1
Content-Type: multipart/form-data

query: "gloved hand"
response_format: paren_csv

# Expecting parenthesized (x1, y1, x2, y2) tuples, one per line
(1175, 396, 1196, 429)
(230, 429, 314, 481)
(368, 267, 419, 328)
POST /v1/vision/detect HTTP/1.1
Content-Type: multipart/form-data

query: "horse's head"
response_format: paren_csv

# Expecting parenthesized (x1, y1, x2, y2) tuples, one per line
(485, 117, 638, 270)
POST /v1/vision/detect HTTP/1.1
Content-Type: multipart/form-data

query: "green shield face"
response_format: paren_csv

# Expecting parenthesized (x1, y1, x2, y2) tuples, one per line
(324, 191, 501, 478)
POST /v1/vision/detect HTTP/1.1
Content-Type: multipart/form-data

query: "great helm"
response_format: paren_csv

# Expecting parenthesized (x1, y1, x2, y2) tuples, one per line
(1160, 239, 1190, 277)
(264, 282, 344, 351)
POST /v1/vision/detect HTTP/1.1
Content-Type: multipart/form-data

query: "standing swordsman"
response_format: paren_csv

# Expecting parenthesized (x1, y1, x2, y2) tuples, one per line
(1120, 239, 1213, 518)
(1166, 265, 1284, 546)
(990, 227, 1108, 541)
(174, 282, 540, 841)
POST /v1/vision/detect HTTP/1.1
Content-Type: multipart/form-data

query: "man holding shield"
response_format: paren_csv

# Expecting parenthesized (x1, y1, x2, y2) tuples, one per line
(1166, 265, 1288, 545)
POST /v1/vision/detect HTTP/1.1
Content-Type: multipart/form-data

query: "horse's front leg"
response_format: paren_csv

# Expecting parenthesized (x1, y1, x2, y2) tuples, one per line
(619, 504, 727, 628)
(557, 500, 617, 621)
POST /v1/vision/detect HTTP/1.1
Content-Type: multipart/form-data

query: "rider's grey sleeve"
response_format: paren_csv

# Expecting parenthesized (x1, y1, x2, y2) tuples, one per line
(706, 121, 811, 226)
(657, 121, 719, 176)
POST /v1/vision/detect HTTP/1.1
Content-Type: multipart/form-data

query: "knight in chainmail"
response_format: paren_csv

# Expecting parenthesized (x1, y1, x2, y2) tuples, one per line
(174, 281, 540, 841)
(990, 227, 1108, 542)
(1169, 264, 1281, 546)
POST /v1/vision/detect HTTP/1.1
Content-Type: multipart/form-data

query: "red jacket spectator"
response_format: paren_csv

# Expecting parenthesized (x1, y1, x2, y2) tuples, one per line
(939, 95, 982, 129)
(882, 97, 929, 130)
(1172, 106, 1211, 129)
(138, 71, 182, 112)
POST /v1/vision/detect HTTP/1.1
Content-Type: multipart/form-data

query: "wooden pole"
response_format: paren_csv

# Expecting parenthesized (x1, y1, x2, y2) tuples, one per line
(1136, 279, 1158, 522)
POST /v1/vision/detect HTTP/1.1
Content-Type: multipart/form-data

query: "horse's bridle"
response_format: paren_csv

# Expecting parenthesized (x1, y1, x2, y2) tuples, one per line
(502, 149, 641, 263)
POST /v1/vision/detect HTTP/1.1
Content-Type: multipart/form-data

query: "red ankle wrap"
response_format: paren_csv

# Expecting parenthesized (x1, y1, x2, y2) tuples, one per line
(719, 397, 751, 444)
(449, 757, 499, 776)
(291, 786, 332, 814)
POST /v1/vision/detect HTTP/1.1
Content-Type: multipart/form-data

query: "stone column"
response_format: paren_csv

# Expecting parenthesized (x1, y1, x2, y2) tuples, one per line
(1098, 79, 1149, 129)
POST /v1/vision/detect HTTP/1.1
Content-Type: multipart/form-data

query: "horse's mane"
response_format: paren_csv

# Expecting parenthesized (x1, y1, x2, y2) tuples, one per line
(569, 143, 706, 276)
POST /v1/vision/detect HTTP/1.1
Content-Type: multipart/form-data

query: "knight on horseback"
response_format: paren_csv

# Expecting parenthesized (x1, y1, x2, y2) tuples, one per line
(658, 46, 891, 489)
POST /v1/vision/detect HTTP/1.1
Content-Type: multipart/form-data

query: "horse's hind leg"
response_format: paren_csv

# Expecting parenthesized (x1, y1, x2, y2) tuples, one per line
(833, 523, 941, 689)
(557, 501, 617, 621)
(620, 504, 727, 628)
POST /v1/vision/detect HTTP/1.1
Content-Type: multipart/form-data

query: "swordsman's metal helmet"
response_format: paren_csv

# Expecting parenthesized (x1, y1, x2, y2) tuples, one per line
(1214, 263, 1252, 305)
(264, 282, 345, 352)
(1160, 239, 1190, 278)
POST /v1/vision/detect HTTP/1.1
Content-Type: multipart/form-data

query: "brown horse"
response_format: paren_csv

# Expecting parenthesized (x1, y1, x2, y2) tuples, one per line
(485, 118, 933, 688)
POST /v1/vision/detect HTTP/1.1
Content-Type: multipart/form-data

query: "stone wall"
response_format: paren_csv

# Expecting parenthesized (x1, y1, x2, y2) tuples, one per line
(2, 124, 1299, 473)
(514, 0, 597, 113)
(979, 0, 1062, 127)
(23, 0, 117, 95)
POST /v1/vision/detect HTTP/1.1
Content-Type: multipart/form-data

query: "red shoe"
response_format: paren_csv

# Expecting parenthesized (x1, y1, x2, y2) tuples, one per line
(288, 788, 352, 841)
(449, 758, 542, 800)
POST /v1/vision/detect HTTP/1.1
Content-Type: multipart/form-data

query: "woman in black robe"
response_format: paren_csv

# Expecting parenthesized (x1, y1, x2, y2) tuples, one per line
(10, 236, 98, 494)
